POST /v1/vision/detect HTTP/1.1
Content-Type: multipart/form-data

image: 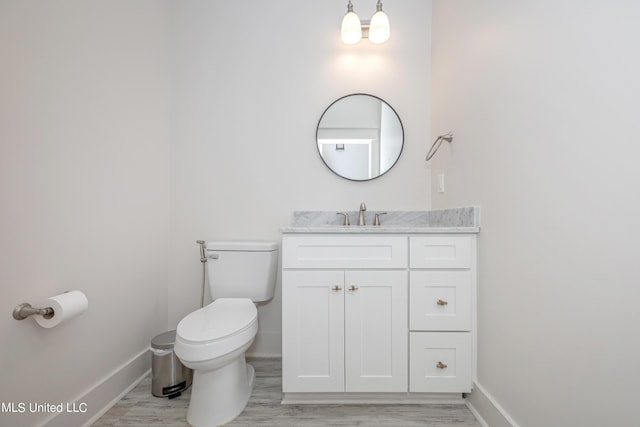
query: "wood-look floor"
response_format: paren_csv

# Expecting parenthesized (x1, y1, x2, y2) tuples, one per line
(94, 358, 481, 427)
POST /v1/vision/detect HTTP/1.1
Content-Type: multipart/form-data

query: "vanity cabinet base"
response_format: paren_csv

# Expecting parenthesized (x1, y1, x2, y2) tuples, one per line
(282, 233, 477, 399)
(281, 392, 466, 405)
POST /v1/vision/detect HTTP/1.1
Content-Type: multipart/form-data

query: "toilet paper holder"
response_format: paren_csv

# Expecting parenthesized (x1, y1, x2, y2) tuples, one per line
(12, 303, 54, 321)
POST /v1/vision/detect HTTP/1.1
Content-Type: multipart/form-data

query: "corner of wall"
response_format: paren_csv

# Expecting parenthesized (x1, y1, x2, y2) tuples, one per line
(466, 381, 518, 427)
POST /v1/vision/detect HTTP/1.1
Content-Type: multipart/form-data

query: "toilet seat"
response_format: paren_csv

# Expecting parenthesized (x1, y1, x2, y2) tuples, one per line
(175, 298, 258, 364)
(178, 298, 257, 344)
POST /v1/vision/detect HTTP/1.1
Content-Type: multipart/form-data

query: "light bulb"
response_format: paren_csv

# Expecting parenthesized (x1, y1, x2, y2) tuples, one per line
(341, 2, 362, 45)
(368, 3, 390, 44)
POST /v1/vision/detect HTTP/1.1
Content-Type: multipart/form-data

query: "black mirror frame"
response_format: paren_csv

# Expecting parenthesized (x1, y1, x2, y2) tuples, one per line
(316, 93, 404, 182)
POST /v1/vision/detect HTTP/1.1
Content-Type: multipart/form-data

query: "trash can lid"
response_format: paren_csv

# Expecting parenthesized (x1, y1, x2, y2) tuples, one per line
(151, 330, 176, 350)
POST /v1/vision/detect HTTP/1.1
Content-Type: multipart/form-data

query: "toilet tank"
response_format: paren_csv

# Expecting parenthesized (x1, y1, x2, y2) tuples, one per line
(206, 241, 278, 302)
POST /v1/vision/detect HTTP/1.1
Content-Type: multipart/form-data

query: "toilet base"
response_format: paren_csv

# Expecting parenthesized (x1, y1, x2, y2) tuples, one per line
(186, 357, 255, 427)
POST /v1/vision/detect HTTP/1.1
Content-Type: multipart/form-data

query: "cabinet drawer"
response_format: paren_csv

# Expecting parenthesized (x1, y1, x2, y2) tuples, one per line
(409, 332, 471, 393)
(410, 271, 471, 331)
(409, 236, 471, 269)
(282, 236, 407, 269)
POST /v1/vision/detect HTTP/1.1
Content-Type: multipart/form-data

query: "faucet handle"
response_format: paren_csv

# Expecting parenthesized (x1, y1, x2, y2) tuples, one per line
(373, 212, 387, 226)
(336, 212, 350, 226)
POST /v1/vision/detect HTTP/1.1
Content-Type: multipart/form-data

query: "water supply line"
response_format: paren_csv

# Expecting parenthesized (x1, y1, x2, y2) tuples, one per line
(196, 240, 207, 308)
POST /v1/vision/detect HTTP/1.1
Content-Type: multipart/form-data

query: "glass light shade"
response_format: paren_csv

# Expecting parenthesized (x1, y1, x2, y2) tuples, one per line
(341, 11, 362, 45)
(368, 10, 390, 44)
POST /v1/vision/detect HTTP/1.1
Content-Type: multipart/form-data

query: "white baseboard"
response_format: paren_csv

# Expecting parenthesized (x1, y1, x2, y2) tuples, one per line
(465, 381, 519, 427)
(41, 348, 150, 427)
(247, 330, 281, 358)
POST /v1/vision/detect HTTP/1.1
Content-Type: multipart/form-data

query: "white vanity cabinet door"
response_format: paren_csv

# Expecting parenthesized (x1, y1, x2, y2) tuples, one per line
(409, 332, 471, 393)
(282, 270, 345, 392)
(409, 270, 471, 331)
(282, 269, 408, 393)
(344, 270, 408, 392)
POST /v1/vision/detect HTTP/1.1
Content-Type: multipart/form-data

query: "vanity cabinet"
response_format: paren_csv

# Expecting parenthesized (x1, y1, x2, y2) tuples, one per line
(281, 233, 476, 400)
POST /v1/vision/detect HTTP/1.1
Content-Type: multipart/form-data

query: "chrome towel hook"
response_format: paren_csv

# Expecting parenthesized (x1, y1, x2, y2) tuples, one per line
(425, 132, 453, 162)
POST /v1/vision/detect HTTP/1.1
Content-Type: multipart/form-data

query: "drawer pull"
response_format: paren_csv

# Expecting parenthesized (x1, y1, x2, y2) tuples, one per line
(348, 285, 359, 291)
(437, 299, 448, 306)
(436, 361, 448, 369)
(331, 285, 342, 291)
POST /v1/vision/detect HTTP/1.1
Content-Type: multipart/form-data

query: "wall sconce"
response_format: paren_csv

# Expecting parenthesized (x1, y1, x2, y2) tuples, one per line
(341, 0, 390, 45)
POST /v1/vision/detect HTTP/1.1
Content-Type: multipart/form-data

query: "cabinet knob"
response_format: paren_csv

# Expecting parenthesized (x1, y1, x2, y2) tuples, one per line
(436, 361, 448, 369)
(331, 285, 342, 291)
(348, 285, 359, 291)
(436, 299, 448, 306)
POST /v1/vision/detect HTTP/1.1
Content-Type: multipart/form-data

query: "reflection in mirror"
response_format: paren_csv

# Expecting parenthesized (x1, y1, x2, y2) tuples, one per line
(316, 94, 404, 181)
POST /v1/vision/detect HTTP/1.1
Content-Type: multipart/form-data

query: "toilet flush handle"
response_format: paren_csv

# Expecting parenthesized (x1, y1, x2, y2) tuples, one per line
(207, 254, 219, 260)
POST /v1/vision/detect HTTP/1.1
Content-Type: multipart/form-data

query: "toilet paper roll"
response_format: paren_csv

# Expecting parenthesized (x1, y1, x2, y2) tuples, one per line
(35, 290, 88, 328)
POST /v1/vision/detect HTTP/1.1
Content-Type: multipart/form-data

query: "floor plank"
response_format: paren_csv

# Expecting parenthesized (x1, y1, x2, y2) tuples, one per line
(94, 358, 480, 427)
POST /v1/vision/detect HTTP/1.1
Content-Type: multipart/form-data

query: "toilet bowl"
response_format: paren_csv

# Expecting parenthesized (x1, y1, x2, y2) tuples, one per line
(175, 298, 258, 427)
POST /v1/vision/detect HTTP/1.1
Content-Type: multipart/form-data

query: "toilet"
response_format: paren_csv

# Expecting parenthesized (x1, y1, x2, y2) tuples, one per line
(174, 241, 278, 427)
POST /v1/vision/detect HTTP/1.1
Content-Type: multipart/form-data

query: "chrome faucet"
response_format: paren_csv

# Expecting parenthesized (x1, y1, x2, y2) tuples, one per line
(358, 202, 367, 226)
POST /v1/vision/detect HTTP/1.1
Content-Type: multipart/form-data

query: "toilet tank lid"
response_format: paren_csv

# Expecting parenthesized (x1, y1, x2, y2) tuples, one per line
(206, 241, 278, 252)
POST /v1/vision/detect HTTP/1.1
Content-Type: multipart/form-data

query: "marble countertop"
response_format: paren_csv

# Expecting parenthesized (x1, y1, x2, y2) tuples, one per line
(280, 225, 479, 234)
(281, 206, 480, 234)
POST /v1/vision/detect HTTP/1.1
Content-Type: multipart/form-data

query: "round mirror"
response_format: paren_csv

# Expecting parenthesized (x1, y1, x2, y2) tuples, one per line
(316, 94, 404, 181)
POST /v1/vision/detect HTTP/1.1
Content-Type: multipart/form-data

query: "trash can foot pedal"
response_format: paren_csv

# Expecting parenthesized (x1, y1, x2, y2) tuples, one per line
(162, 380, 187, 397)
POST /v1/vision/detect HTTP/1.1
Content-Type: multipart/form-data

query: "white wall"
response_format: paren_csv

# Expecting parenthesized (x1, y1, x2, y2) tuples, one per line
(0, 1, 170, 425)
(430, 1, 640, 426)
(169, 0, 432, 354)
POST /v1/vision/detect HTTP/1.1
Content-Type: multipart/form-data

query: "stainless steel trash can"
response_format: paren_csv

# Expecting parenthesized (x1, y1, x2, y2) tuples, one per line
(150, 330, 193, 398)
